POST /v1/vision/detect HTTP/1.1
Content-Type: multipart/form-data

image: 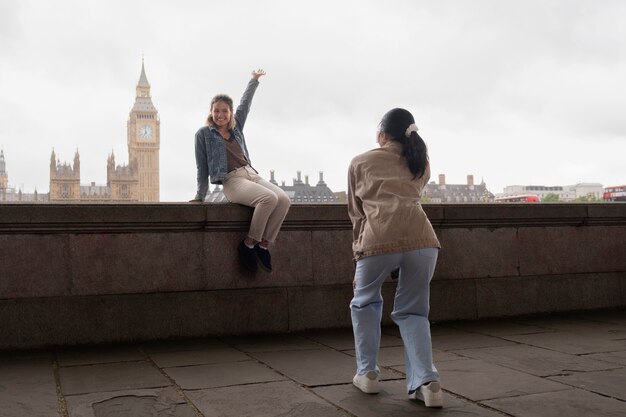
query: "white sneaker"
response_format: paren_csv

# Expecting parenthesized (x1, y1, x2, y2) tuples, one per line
(352, 371, 380, 394)
(409, 381, 443, 408)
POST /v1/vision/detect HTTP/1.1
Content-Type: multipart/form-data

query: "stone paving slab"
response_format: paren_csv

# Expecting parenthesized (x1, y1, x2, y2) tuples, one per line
(148, 347, 250, 368)
(163, 360, 287, 390)
(313, 379, 505, 417)
(186, 380, 350, 417)
(58, 361, 171, 395)
(483, 388, 626, 417)
(141, 337, 227, 353)
(573, 309, 626, 325)
(444, 319, 551, 336)
(344, 346, 405, 367)
(513, 316, 626, 338)
(221, 334, 325, 352)
(65, 386, 197, 417)
(432, 328, 517, 351)
(548, 367, 626, 401)
(436, 358, 570, 401)
(513, 315, 602, 330)
(2, 310, 625, 417)
(502, 331, 626, 355)
(250, 348, 402, 387)
(304, 328, 403, 350)
(0, 358, 59, 417)
(450, 344, 620, 376)
(432, 348, 467, 362)
(584, 350, 626, 366)
(0, 350, 53, 363)
(344, 346, 467, 368)
(56, 345, 144, 367)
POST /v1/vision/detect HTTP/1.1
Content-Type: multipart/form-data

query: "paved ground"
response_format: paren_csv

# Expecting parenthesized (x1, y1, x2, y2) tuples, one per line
(1, 308, 625, 417)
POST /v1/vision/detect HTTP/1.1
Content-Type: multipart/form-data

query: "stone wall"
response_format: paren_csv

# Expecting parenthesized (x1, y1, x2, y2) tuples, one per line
(1, 203, 624, 349)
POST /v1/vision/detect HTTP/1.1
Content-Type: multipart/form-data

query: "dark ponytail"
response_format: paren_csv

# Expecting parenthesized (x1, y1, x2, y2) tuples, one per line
(379, 108, 428, 179)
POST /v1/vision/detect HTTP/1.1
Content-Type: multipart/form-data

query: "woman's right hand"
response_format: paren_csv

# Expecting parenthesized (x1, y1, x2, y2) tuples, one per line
(251, 69, 266, 80)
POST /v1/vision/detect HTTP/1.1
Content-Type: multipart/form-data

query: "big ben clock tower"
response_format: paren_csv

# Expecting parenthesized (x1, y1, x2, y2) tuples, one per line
(127, 59, 160, 202)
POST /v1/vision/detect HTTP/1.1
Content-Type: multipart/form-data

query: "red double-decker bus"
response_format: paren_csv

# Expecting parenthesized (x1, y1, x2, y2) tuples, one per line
(494, 195, 540, 203)
(603, 185, 626, 202)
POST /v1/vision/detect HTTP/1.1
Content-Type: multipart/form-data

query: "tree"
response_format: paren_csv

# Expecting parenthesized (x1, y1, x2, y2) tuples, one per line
(542, 193, 560, 202)
(576, 193, 600, 203)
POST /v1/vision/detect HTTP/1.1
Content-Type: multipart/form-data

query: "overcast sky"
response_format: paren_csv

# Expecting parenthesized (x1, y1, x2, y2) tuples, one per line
(1, 0, 624, 201)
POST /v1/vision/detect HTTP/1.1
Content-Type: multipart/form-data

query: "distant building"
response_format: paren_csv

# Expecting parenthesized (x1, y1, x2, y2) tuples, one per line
(0, 150, 6, 191)
(501, 183, 603, 201)
(278, 171, 339, 204)
(0, 149, 48, 203)
(49, 60, 160, 203)
(423, 174, 493, 203)
(205, 171, 339, 204)
(333, 191, 348, 204)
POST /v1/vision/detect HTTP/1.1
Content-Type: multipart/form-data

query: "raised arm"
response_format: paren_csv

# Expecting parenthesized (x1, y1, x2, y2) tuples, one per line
(235, 69, 265, 130)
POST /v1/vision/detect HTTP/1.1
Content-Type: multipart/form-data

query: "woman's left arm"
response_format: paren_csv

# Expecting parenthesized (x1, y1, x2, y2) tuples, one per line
(235, 69, 265, 130)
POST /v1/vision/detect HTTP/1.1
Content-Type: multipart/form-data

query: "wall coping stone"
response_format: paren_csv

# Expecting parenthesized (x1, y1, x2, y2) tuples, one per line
(0, 203, 624, 234)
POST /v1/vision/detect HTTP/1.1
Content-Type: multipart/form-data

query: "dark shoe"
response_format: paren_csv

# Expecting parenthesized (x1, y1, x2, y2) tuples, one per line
(238, 241, 257, 272)
(254, 244, 272, 272)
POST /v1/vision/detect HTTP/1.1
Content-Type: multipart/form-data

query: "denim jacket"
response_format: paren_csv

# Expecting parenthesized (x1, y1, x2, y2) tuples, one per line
(194, 79, 259, 200)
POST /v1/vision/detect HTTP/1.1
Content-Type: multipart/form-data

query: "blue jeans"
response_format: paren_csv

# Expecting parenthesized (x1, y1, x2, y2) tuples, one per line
(350, 248, 439, 393)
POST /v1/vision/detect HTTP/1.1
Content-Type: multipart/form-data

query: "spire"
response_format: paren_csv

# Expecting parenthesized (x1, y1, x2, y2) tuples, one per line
(73, 149, 80, 175)
(0, 149, 6, 174)
(50, 148, 56, 171)
(138, 57, 150, 88)
(134, 57, 154, 103)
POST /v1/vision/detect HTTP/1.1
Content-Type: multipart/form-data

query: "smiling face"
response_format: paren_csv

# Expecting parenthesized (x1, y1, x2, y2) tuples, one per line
(211, 100, 232, 129)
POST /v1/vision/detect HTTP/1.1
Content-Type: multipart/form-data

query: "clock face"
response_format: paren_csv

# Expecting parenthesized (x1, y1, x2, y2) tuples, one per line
(138, 125, 153, 139)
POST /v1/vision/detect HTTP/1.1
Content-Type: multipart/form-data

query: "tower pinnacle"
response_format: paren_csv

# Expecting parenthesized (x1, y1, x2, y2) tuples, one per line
(135, 57, 152, 99)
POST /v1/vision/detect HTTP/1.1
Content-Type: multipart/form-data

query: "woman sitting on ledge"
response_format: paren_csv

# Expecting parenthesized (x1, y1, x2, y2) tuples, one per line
(190, 69, 290, 273)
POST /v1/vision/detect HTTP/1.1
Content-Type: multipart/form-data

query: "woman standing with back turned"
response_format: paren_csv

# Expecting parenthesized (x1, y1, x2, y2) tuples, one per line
(191, 70, 291, 273)
(348, 108, 442, 408)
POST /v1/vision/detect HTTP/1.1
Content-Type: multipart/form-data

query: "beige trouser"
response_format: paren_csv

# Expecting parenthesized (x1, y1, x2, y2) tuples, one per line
(222, 166, 291, 243)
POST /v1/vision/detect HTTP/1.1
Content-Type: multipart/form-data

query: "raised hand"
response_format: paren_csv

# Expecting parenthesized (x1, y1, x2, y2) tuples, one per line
(251, 69, 266, 80)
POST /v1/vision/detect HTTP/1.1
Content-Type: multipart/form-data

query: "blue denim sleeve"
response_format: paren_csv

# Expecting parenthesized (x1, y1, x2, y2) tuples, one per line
(235, 78, 260, 131)
(194, 129, 209, 200)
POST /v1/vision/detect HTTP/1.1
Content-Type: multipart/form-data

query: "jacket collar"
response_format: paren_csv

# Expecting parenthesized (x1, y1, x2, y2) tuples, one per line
(382, 141, 403, 153)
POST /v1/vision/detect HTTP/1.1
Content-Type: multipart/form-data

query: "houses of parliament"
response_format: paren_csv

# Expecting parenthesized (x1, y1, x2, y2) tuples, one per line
(49, 61, 161, 202)
(0, 61, 161, 203)
(1, 61, 341, 204)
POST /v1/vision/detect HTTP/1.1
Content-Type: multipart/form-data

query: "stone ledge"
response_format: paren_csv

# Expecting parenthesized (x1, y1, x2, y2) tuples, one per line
(0, 203, 624, 349)
(1, 203, 625, 234)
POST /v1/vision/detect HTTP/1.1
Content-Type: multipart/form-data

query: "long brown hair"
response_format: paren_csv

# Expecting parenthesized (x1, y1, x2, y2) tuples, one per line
(206, 94, 236, 129)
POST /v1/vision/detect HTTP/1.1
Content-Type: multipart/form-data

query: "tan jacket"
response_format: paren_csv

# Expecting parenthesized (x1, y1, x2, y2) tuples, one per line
(348, 141, 440, 260)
